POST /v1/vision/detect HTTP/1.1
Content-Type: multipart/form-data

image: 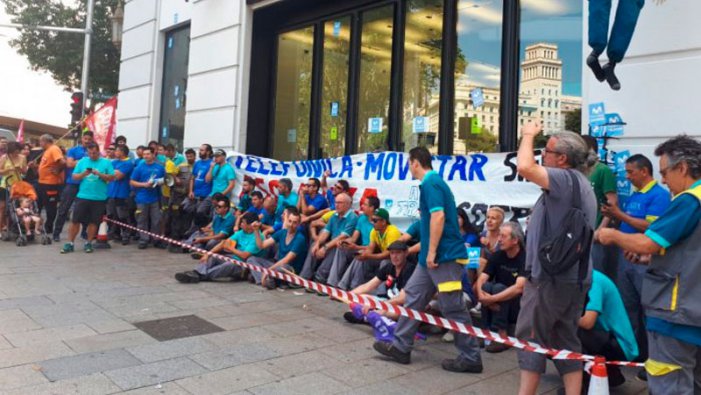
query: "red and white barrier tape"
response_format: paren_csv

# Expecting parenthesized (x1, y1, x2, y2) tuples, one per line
(105, 218, 643, 368)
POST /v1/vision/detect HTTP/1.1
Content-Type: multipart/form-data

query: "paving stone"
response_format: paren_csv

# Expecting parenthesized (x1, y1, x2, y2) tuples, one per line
(176, 363, 278, 395)
(0, 335, 11, 350)
(338, 380, 421, 395)
(201, 327, 278, 348)
(0, 364, 49, 390)
(119, 381, 193, 395)
(86, 319, 136, 334)
(253, 350, 346, 379)
(0, 372, 121, 395)
(39, 349, 142, 381)
(32, 308, 119, 328)
(0, 309, 42, 333)
(0, 295, 53, 311)
(322, 358, 410, 388)
(261, 332, 336, 355)
(189, 343, 280, 371)
(126, 336, 219, 363)
(65, 329, 157, 353)
(258, 317, 336, 338)
(104, 357, 208, 391)
(4, 324, 97, 347)
(0, 342, 75, 369)
(248, 372, 351, 395)
(387, 365, 486, 393)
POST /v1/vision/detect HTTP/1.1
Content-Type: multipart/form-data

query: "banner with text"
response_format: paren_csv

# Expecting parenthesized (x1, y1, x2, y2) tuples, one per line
(227, 151, 543, 231)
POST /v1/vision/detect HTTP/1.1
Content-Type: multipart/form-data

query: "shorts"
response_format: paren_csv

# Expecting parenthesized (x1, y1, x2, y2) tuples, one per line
(72, 198, 106, 225)
(515, 279, 588, 375)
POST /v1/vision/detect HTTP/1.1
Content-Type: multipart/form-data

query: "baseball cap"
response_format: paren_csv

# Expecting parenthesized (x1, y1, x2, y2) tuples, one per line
(387, 241, 408, 251)
(213, 149, 226, 157)
(374, 208, 390, 223)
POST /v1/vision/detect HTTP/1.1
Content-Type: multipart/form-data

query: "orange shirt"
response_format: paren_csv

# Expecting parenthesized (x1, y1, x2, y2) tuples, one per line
(38, 144, 65, 185)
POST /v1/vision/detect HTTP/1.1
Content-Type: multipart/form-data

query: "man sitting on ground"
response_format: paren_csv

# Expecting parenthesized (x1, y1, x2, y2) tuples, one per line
(300, 192, 357, 284)
(175, 212, 264, 283)
(248, 207, 307, 289)
(344, 240, 417, 324)
(474, 221, 527, 353)
(298, 177, 328, 220)
(337, 208, 402, 290)
(187, 196, 235, 258)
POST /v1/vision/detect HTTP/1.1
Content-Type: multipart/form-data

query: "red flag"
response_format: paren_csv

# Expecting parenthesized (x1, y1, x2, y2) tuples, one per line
(17, 120, 24, 144)
(85, 96, 118, 155)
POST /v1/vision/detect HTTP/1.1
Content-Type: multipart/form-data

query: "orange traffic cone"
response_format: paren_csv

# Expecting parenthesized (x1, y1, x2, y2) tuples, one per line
(587, 356, 610, 395)
(94, 218, 111, 249)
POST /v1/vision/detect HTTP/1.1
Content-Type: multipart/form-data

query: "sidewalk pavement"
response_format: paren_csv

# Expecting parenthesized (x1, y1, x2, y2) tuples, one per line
(0, 239, 648, 394)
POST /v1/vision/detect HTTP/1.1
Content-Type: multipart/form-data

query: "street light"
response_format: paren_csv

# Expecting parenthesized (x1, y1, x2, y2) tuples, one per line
(110, 1, 124, 48)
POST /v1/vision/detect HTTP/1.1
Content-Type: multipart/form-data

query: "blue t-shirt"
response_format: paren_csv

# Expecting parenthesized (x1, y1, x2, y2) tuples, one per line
(192, 159, 212, 198)
(272, 229, 308, 273)
(406, 221, 421, 240)
(247, 205, 265, 218)
(619, 181, 670, 234)
(212, 211, 235, 237)
(228, 230, 264, 261)
(261, 210, 275, 226)
(355, 214, 373, 246)
(275, 191, 299, 219)
(304, 193, 328, 212)
(65, 145, 87, 185)
(130, 162, 165, 204)
(323, 211, 358, 239)
(418, 171, 467, 266)
(210, 163, 236, 196)
(644, 180, 701, 346)
(73, 157, 115, 201)
(326, 189, 335, 210)
(239, 193, 252, 212)
(587, 270, 639, 361)
(462, 232, 481, 247)
(107, 159, 134, 199)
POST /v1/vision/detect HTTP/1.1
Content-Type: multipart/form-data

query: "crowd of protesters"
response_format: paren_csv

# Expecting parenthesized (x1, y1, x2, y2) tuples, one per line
(0, 123, 699, 394)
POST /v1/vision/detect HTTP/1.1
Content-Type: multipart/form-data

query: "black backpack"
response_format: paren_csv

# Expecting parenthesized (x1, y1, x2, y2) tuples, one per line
(537, 170, 593, 286)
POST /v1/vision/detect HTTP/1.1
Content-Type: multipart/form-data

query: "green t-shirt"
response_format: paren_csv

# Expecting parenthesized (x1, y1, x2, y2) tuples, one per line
(74, 157, 115, 201)
(588, 162, 617, 226)
(228, 229, 264, 261)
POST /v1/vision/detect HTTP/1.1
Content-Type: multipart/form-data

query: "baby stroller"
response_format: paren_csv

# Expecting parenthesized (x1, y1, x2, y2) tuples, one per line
(6, 179, 51, 246)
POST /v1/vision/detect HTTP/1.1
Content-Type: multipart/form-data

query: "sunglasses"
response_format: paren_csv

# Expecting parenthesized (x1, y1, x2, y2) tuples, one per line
(216, 204, 228, 209)
(371, 217, 382, 223)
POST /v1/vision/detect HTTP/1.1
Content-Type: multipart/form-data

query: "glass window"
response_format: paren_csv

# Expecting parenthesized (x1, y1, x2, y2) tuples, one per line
(320, 17, 351, 158)
(272, 26, 315, 161)
(159, 26, 190, 151)
(401, 0, 443, 153)
(453, 0, 503, 154)
(356, 6, 394, 153)
(519, 0, 582, 135)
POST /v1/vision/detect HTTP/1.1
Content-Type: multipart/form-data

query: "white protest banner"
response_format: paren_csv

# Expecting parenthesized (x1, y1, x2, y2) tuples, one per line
(226, 151, 543, 231)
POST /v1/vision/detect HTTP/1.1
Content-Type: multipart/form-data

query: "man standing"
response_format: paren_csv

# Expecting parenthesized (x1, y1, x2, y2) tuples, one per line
(106, 145, 135, 245)
(515, 121, 597, 394)
(188, 144, 213, 219)
(130, 147, 166, 249)
(60, 143, 115, 253)
(53, 131, 93, 242)
(37, 134, 65, 235)
(599, 135, 701, 394)
(373, 146, 482, 373)
(601, 153, 670, 361)
(474, 222, 526, 354)
(198, 149, 235, 219)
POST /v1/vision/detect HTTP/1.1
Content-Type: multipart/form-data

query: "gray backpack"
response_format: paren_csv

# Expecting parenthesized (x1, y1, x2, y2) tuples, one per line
(537, 170, 593, 286)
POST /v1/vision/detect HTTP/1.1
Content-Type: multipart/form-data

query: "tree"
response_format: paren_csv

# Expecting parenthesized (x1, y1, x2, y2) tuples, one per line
(565, 108, 582, 134)
(4, 0, 121, 94)
(464, 131, 498, 153)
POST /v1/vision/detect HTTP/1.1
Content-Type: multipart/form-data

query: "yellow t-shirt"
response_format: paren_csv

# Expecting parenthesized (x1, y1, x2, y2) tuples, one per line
(161, 159, 180, 198)
(369, 224, 402, 252)
(322, 210, 335, 223)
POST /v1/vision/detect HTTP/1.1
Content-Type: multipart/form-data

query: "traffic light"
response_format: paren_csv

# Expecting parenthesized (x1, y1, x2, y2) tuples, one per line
(70, 92, 84, 125)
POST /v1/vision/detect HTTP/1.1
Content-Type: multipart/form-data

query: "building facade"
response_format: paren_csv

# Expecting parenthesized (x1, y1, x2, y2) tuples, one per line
(118, 0, 697, 161)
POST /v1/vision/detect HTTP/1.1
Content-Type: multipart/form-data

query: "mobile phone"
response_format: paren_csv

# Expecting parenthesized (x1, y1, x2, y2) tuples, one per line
(85, 168, 93, 173)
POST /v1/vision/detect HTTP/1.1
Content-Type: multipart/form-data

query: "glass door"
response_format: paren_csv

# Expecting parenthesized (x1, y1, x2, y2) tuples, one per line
(272, 26, 315, 161)
(319, 17, 351, 158)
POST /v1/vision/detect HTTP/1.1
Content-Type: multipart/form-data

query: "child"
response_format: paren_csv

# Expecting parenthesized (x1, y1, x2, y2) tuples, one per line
(15, 197, 42, 237)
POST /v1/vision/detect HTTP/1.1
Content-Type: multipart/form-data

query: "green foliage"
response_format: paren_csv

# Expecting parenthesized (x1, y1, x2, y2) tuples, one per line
(464, 130, 498, 153)
(4, 0, 121, 93)
(565, 108, 582, 134)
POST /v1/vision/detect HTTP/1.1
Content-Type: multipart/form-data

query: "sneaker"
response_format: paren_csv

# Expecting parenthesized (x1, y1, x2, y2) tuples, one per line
(138, 242, 148, 250)
(53, 235, 60, 243)
(191, 252, 203, 260)
(175, 271, 201, 284)
(586, 52, 605, 82)
(636, 369, 647, 382)
(121, 238, 130, 246)
(485, 341, 510, 353)
(441, 358, 484, 373)
(603, 62, 621, 91)
(343, 311, 366, 325)
(60, 243, 74, 254)
(373, 341, 411, 365)
(84, 243, 94, 253)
